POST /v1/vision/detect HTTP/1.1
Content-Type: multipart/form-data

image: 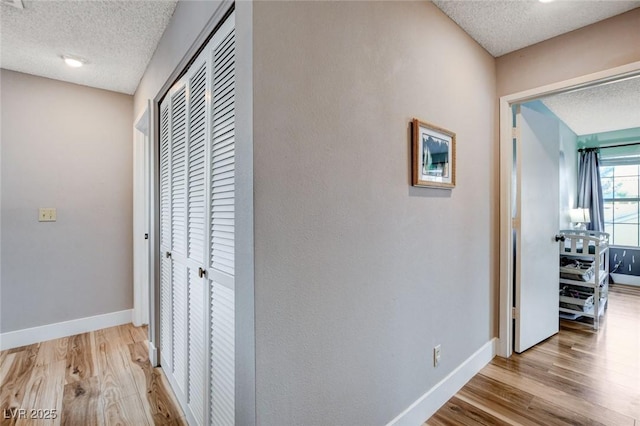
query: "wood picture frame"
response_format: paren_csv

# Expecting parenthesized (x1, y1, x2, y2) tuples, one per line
(412, 118, 456, 189)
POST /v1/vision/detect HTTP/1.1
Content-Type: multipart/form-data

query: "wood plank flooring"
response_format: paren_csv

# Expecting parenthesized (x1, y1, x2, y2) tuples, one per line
(2, 286, 638, 425)
(0, 324, 185, 426)
(426, 284, 640, 426)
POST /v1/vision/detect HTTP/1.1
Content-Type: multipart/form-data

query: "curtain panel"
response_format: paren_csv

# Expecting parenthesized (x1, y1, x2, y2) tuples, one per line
(577, 149, 605, 232)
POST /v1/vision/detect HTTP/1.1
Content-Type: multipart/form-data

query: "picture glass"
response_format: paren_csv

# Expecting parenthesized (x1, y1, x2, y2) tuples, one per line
(419, 126, 452, 184)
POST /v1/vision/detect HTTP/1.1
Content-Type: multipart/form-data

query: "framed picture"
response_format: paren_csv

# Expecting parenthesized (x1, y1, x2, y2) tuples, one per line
(412, 118, 456, 189)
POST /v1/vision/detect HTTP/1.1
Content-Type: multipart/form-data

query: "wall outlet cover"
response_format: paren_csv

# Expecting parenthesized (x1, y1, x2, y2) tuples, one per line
(39, 207, 57, 222)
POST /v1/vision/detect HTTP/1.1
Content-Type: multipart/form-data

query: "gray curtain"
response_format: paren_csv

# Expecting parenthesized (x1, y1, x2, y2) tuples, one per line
(577, 149, 604, 232)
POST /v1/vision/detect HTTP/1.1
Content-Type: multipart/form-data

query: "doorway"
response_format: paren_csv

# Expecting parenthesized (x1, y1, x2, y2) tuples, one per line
(498, 61, 640, 358)
(134, 104, 151, 329)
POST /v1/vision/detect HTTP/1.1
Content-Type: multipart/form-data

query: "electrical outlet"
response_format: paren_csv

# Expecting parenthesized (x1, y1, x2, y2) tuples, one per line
(434, 344, 441, 367)
(38, 207, 57, 222)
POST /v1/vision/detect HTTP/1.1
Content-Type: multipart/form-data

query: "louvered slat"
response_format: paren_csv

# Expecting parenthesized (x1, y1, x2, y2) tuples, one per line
(172, 260, 188, 394)
(211, 281, 235, 426)
(188, 64, 207, 261)
(211, 30, 235, 276)
(160, 254, 173, 371)
(188, 268, 206, 425)
(159, 101, 173, 372)
(160, 105, 171, 245)
(172, 87, 187, 255)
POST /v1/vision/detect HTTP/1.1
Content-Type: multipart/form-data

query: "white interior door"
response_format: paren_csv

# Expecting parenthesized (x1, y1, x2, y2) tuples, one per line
(514, 104, 560, 353)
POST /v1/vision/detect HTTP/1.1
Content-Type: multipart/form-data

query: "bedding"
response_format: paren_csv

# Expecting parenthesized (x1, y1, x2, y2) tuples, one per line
(559, 286, 594, 312)
(559, 257, 594, 282)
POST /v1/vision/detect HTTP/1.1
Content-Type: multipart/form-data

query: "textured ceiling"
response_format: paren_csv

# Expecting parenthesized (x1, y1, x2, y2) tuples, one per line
(541, 76, 640, 136)
(431, 0, 640, 135)
(0, 0, 177, 94)
(432, 0, 640, 57)
(2, 0, 639, 132)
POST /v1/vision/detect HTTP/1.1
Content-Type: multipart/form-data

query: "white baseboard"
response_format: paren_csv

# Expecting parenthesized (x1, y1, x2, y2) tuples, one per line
(387, 338, 497, 426)
(0, 309, 133, 351)
(149, 341, 158, 367)
(610, 273, 640, 287)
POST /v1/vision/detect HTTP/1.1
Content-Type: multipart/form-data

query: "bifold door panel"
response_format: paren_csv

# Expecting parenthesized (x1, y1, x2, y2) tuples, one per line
(159, 12, 236, 426)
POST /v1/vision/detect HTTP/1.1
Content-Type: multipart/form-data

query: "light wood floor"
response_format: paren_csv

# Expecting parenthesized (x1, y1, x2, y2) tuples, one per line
(0, 324, 185, 426)
(2, 287, 638, 426)
(427, 284, 640, 426)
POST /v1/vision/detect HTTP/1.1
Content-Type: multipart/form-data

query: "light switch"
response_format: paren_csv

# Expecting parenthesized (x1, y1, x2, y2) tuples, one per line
(38, 208, 57, 222)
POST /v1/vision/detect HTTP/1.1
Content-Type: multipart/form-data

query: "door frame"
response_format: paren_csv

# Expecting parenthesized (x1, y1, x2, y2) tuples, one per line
(497, 61, 640, 358)
(133, 104, 151, 328)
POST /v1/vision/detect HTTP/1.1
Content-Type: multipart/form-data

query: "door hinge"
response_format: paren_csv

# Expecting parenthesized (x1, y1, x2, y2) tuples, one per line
(512, 127, 519, 139)
(512, 307, 518, 319)
(144, 233, 149, 240)
(511, 217, 520, 229)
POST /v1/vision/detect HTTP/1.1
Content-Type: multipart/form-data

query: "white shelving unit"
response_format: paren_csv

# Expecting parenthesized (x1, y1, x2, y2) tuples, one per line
(558, 230, 610, 330)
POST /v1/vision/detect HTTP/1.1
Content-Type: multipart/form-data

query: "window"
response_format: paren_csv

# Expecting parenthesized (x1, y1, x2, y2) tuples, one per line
(601, 164, 640, 246)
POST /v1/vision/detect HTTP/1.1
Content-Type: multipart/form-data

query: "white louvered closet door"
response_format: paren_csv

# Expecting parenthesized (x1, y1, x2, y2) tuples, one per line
(158, 11, 235, 426)
(159, 103, 173, 375)
(160, 58, 209, 425)
(170, 83, 189, 401)
(208, 17, 236, 426)
(186, 59, 208, 425)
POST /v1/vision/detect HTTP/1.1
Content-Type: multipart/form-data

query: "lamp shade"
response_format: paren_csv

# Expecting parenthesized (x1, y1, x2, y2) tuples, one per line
(570, 208, 590, 223)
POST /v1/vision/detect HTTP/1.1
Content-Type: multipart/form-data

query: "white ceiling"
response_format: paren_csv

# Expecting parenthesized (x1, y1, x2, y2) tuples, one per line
(0, 0, 177, 94)
(541, 76, 640, 136)
(432, 0, 640, 57)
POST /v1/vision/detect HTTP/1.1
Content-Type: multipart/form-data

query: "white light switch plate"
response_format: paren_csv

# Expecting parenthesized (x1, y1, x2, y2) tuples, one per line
(39, 208, 57, 222)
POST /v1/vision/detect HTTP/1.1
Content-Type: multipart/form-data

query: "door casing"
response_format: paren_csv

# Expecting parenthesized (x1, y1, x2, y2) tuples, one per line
(134, 104, 151, 329)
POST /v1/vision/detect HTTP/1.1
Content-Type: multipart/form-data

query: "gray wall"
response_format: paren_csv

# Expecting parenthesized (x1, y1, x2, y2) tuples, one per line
(1, 69, 133, 332)
(496, 8, 640, 96)
(253, 2, 496, 424)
